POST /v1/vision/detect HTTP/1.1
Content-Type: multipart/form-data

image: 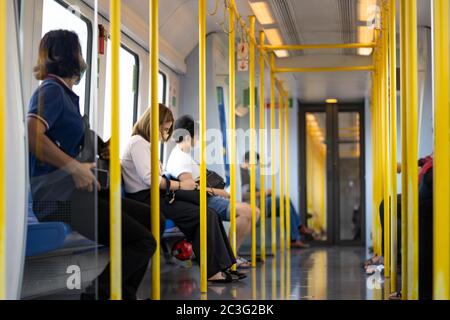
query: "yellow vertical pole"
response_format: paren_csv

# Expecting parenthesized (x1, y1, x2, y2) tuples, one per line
(199, 0, 208, 292)
(248, 16, 257, 268)
(432, 0, 450, 300)
(382, 2, 391, 279)
(259, 31, 266, 262)
(388, 0, 398, 292)
(401, 0, 419, 300)
(110, 0, 122, 300)
(399, 0, 408, 298)
(150, 0, 161, 300)
(270, 53, 277, 256)
(0, 0, 6, 301)
(284, 89, 291, 250)
(229, 0, 237, 270)
(278, 83, 285, 253)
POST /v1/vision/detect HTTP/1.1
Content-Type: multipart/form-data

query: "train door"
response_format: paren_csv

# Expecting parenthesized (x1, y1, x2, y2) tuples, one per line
(300, 103, 365, 246)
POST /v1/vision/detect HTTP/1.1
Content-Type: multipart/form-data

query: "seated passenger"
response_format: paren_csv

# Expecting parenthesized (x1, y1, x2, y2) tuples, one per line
(165, 115, 260, 268)
(240, 151, 313, 249)
(122, 105, 244, 282)
(27, 30, 156, 300)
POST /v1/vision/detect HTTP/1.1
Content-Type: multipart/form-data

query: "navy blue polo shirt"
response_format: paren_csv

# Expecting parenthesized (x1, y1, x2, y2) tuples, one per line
(28, 75, 85, 211)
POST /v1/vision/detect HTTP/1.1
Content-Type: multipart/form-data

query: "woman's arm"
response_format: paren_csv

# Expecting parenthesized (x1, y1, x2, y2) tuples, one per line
(28, 118, 99, 192)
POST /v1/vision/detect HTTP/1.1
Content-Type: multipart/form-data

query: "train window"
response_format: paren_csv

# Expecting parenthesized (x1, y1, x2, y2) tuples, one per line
(41, 0, 92, 115)
(158, 72, 167, 162)
(103, 41, 139, 155)
(158, 72, 167, 104)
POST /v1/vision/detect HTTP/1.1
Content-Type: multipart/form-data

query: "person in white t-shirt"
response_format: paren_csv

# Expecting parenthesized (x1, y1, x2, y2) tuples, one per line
(122, 105, 245, 283)
(166, 115, 259, 269)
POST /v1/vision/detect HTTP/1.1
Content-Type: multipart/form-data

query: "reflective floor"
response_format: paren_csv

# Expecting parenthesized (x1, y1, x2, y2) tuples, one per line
(139, 246, 385, 300)
(29, 246, 385, 300)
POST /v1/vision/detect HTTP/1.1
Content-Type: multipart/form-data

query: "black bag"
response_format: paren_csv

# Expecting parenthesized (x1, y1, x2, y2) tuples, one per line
(205, 169, 226, 189)
(76, 115, 110, 186)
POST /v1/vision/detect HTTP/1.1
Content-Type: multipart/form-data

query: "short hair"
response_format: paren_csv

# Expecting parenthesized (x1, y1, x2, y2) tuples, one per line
(33, 30, 87, 80)
(244, 151, 260, 163)
(173, 115, 199, 143)
(132, 104, 174, 142)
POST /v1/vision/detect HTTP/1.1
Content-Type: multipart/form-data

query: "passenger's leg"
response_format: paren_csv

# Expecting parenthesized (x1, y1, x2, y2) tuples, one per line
(289, 201, 301, 241)
(160, 198, 236, 278)
(68, 190, 156, 300)
(235, 202, 260, 252)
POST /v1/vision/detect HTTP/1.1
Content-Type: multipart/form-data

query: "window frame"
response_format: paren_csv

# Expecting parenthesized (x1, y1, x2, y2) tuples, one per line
(44, 0, 93, 116)
(158, 71, 168, 162)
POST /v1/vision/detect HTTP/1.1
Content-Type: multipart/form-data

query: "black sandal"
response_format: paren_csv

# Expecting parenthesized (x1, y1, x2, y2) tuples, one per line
(208, 271, 233, 283)
(228, 270, 247, 280)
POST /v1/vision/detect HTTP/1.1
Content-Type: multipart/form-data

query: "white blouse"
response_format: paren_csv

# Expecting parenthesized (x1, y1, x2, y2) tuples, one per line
(121, 134, 162, 194)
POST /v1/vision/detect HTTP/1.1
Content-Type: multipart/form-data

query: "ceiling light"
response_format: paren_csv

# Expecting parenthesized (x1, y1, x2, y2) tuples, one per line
(275, 50, 289, 58)
(265, 28, 289, 58)
(357, 26, 374, 56)
(326, 98, 338, 104)
(249, 1, 275, 25)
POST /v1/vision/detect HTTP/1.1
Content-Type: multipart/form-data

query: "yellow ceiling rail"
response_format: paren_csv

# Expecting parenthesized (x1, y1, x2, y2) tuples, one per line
(110, 0, 122, 300)
(150, 0, 161, 300)
(0, 0, 6, 301)
(263, 42, 376, 51)
(274, 66, 375, 73)
(432, 0, 450, 300)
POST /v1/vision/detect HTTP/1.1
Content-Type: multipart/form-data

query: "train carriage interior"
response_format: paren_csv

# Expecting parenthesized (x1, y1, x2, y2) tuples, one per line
(0, 0, 449, 301)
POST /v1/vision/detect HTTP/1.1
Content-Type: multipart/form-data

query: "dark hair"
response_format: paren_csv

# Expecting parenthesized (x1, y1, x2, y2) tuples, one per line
(33, 30, 87, 81)
(244, 151, 260, 163)
(173, 115, 199, 143)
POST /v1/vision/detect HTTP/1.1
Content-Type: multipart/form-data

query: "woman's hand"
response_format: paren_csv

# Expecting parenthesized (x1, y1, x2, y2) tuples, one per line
(180, 179, 197, 191)
(213, 189, 230, 198)
(69, 162, 100, 192)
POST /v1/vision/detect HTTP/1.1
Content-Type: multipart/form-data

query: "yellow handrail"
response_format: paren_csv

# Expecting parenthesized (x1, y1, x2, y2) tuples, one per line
(284, 89, 291, 250)
(110, 0, 122, 300)
(278, 83, 285, 253)
(432, 0, 450, 300)
(270, 53, 277, 256)
(248, 16, 257, 268)
(150, 0, 161, 300)
(381, 2, 391, 280)
(388, 0, 398, 292)
(273, 66, 375, 73)
(228, 0, 237, 271)
(198, 0, 208, 293)
(263, 42, 376, 51)
(259, 31, 266, 262)
(0, 0, 6, 301)
(401, 0, 419, 300)
(399, 0, 408, 299)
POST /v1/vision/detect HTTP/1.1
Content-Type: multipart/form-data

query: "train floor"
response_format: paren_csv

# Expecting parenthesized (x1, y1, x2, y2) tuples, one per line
(30, 246, 386, 300)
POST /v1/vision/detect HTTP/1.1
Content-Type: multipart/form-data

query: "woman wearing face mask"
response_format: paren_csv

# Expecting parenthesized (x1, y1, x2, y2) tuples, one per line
(122, 105, 243, 283)
(27, 30, 157, 300)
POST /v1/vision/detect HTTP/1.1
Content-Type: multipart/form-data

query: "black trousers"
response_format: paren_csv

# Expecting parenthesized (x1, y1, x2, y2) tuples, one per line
(39, 189, 157, 299)
(379, 194, 433, 299)
(127, 190, 236, 278)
